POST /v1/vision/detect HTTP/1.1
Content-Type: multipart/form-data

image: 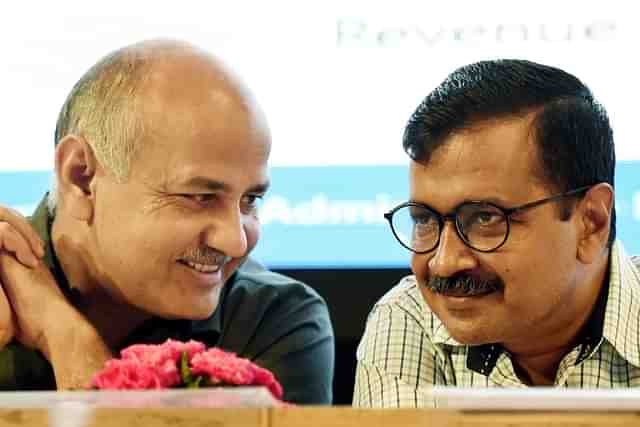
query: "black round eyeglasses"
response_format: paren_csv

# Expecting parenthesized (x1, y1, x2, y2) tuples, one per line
(384, 186, 592, 254)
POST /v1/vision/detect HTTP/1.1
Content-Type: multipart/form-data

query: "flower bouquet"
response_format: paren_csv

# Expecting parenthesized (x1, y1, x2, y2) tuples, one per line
(91, 339, 283, 402)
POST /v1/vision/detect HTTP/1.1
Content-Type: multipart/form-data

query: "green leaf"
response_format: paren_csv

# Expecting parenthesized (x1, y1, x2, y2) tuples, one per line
(187, 376, 203, 389)
(180, 352, 193, 386)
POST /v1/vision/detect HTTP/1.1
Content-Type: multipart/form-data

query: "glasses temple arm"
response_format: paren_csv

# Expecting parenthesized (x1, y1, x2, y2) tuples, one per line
(504, 186, 592, 216)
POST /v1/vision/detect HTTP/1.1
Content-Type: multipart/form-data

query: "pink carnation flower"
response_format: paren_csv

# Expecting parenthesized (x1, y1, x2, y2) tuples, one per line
(92, 339, 283, 401)
(92, 359, 175, 389)
(191, 349, 283, 400)
(92, 339, 206, 390)
(121, 339, 206, 365)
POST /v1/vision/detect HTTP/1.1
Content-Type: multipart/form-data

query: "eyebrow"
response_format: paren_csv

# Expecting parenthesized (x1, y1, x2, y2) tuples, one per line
(468, 197, 512, 207)
(408, 196, 513, 212)
(181, 176, 270, 194)
(249, 181, 271, 194)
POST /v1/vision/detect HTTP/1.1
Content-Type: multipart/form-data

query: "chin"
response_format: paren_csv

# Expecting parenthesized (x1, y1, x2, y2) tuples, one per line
(450, 332, 493, 346)
(150, 299, 219, 321)
(443, 321, 500, 346)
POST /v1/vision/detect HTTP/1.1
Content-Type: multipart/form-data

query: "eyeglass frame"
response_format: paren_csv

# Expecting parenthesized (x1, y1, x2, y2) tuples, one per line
(384, 185, 593, 254)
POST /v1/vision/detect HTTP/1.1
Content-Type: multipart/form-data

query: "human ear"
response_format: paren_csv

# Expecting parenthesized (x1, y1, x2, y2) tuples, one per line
(576, 183, 614, 264)
(54, 135, 98, 222)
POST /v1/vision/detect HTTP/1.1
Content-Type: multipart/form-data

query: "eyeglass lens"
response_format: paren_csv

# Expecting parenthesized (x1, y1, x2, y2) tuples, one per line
(390, 203, 509, 252)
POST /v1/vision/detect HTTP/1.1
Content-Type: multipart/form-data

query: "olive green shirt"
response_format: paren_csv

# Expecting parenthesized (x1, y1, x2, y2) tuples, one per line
(0, 196, 335, 404)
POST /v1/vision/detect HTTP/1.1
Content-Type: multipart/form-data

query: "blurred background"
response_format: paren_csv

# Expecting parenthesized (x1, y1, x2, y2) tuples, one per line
(1, 0, 638, 403)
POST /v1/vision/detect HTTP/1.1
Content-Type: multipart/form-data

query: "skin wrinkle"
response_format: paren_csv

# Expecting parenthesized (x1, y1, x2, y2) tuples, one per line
(384, 60, 617, 389)
(0, 40, 302, 392)
(51, 41, 271, 341)
(411, 116, 602, 362)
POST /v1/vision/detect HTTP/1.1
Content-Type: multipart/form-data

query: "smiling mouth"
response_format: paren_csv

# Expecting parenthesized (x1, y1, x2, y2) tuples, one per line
(178, 260, 222, 274)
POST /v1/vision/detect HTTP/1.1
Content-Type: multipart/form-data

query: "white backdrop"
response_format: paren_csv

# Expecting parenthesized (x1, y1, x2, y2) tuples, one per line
(1, 0, 638, 172)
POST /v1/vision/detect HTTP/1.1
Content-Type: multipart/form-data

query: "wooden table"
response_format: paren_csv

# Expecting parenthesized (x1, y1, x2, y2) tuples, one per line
(3, 407, 640, 427)
(1, 389, 640, 427)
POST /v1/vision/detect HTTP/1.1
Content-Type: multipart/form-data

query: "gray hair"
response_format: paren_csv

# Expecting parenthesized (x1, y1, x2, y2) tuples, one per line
(49, 40, 193, 213)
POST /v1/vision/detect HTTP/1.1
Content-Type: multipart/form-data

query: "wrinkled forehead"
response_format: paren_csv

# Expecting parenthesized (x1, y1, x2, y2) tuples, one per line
(125, 53, 271, 180)
(409, 117, 548, 207)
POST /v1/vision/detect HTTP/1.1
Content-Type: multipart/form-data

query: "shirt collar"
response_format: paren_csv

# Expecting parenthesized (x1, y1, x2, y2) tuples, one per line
(599, 241, 640, 368)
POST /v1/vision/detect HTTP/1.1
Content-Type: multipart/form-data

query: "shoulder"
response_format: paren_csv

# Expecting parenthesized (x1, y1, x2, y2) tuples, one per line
(221, 259, 334, 405)
(359, 275, 421, 337)
(361, 274, 450, 345)
(229, 257, 327, 307)
(357, 275, 443, 375)
(223, 258, 331, 336)
(370, 275, 430, 324)
(613, 241, 640, 280)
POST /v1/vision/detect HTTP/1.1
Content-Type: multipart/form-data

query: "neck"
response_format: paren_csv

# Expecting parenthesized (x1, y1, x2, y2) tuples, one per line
(510, 346, 570, 385)
(51, 218, 151, 348)
(505, 255, 609, 386)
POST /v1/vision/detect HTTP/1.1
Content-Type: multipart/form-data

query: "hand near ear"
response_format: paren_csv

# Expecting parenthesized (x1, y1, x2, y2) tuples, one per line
(0, 206, 45, 348)
(0, 202, 110, 390)
(0, 207, 44, 266)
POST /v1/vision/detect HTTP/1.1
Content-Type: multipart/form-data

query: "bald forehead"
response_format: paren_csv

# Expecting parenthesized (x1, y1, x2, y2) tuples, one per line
(132, 42, 268, 137)
(139, 44, 249, 104)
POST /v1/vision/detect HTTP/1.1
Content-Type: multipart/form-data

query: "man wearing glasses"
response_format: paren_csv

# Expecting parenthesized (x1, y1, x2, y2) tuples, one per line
(353, 59, 640, 407)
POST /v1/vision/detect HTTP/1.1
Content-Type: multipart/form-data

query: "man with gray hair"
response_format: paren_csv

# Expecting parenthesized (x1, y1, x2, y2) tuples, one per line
(0, 40, 334, 404)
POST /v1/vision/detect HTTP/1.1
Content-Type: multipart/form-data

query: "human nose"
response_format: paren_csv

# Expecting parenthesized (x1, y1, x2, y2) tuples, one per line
(427, 221, 477, 277)
(203, 208, 248, 258)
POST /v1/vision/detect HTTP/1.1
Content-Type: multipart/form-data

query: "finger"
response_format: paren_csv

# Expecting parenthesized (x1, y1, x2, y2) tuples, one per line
(0, 225, 39, 268)
(0, 207, 44, 258)
(0, 284, 15, 348)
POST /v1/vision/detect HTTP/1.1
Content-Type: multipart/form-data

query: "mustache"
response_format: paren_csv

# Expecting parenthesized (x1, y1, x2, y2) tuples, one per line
(424, 272, 503, 296)
(178, 247, 231, 266)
